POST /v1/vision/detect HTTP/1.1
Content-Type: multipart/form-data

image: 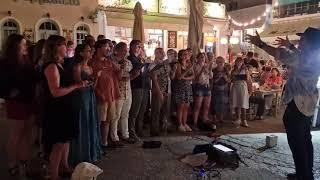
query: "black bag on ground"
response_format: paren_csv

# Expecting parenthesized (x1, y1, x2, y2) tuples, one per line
(193, 141, 240, 169)
(142, 141, 162, 149)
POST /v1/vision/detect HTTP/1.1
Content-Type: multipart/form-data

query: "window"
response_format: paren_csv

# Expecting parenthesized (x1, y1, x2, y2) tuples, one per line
(2, 20, 19, 44)
(301, 1, 309, 14)
(38, 21, 59, 40)
(286, 4, 296, 16)
(295, 2, 303, 14)
(76, 25, 89, 45)
(113, 26, 132, 43)
(278, 0, 320, 18)
(309, 0, 319, 13)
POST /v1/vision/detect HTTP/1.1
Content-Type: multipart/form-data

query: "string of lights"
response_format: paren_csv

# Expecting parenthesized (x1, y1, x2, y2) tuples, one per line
(227, 5, 273, 27)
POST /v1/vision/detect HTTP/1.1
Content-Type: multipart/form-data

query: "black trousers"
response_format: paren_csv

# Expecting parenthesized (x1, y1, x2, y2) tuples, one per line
(249, 96, 265, 116)
(283, 101, 314, 180)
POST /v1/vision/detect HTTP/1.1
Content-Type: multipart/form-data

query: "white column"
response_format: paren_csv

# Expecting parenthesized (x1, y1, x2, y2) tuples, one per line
(163, 30, 168, 51)
(216, 30, 228, 59)
(97, 10, 107, 37)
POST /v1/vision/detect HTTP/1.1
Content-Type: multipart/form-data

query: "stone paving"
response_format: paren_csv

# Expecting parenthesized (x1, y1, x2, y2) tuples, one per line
(1, 103, 320, 180)
(95, 135, 287, 180)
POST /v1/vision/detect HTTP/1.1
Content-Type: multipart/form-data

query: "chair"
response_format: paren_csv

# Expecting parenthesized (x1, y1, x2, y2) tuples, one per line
(247, 102, 256, 121)
(271, 83, 286, 117)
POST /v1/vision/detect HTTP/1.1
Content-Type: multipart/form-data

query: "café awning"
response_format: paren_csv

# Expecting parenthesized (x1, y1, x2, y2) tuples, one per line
(228, 5, 267, 30)
(105, 10, 225, 32)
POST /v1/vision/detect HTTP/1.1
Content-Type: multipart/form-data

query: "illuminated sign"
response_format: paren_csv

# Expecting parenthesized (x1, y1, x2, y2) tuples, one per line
(159, 0, 188, 16)
(168, 31, 177, 48)
(99, 0, 226, 18)
(99, 0, 158, 12)
(25, 0, 80, 5)
(204, 2, 226, 18)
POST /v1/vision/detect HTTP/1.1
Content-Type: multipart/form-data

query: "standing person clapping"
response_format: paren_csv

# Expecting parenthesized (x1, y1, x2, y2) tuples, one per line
(91, 39, 121, 149)
(192, 52, 213, 130)
(231, 57, 252, 127)
(175, 50, 195, 132)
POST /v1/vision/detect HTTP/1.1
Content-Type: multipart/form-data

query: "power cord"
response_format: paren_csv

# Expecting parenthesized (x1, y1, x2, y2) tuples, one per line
(192, 162, 222, 179)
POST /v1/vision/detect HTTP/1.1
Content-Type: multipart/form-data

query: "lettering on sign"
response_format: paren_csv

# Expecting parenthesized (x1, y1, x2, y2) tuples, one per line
(159, 0, 188, 15)
(24, 0, 80, 6)
(99, 0, 158, 12)
(168, 31, 177, 48)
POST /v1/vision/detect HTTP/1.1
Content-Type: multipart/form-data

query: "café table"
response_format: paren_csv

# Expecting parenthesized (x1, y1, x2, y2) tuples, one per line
(253, 88, 283, 117)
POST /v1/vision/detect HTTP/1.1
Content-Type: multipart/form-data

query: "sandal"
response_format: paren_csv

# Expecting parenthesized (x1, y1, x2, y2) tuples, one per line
(8, 165, 19, 176)
(240, 120, 249, 128)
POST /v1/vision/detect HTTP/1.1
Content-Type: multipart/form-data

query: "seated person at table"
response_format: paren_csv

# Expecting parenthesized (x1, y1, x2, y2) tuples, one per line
(249, 83, 266, 121)
(244, 52, 259, 69)
(263, 68, 283, 110)
(264, 68, 283, 90)
(266, 59, 276, 67)
(259, 66, 271, 85)
(281, 65, 289, 80)
(259, 60, 266, 67)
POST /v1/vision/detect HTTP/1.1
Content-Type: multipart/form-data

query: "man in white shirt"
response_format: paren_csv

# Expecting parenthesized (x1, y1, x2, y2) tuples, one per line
(247, 27, 320, 180)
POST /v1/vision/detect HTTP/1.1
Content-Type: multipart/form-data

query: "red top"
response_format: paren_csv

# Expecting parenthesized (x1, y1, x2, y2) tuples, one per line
(91, 58, 120, 103)
(265, 75, 283, 87)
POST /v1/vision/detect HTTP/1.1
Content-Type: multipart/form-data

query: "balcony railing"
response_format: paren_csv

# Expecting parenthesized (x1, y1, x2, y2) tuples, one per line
(273, 1, 320, 18)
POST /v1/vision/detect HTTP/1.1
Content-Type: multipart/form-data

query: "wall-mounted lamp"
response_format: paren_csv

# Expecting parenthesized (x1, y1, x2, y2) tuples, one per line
(8, 11, 12, 16)
(46, 13, 50, 18)
(80, 16, 84, 21)
(24, 28, 33, 32)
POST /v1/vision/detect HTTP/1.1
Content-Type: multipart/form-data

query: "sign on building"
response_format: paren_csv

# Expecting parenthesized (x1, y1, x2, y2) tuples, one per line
(25, 0, 80, 5)
(168, 31, 177, 48)
(98, 0, 158, 13)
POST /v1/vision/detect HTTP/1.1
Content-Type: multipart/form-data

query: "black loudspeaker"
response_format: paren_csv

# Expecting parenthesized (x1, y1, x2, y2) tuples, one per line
(192, 141, 240, 169)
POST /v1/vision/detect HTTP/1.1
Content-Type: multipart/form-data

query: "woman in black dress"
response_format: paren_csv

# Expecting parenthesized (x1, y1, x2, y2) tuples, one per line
(42, 35, 88, 180)
(0, 34, 37, 176)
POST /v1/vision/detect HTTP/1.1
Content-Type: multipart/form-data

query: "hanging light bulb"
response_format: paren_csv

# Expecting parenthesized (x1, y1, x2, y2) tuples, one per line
(220, 38, 228, 45)
(230, 37, 239, 45)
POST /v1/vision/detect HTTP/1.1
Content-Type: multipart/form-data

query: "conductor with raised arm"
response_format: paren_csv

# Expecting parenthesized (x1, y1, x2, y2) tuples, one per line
(246, 28, 320, 180)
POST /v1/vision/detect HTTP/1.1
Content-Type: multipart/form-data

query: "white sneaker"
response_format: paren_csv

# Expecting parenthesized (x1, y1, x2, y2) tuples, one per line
(178, 125, 186, 132)
(184, 124, 193, 132)
(232, 119, 241, 125)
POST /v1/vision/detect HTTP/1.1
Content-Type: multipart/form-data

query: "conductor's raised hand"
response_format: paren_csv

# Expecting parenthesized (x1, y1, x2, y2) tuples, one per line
(245, 31, 263, 46)
(274, 36, 291, 48)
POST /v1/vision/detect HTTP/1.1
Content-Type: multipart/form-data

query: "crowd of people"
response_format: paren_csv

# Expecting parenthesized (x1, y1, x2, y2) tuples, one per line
(0, 33, 287, 180)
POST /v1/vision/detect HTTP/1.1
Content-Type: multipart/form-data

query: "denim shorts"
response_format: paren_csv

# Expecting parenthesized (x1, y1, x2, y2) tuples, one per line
(194, 84, 211, 97)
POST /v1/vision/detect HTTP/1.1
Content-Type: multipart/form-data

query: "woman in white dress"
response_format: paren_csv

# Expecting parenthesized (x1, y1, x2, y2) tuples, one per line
(231, 57, 252, 127)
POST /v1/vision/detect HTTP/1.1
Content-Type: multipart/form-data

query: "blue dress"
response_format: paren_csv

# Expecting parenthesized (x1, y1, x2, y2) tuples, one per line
(70, 70, 103, 166)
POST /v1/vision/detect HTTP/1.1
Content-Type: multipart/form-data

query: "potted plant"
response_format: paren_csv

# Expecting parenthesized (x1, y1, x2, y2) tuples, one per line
(88, 8, 99, 23)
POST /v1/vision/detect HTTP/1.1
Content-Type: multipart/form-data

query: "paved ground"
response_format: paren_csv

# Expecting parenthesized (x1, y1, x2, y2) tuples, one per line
(0, 103, 320, 180)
